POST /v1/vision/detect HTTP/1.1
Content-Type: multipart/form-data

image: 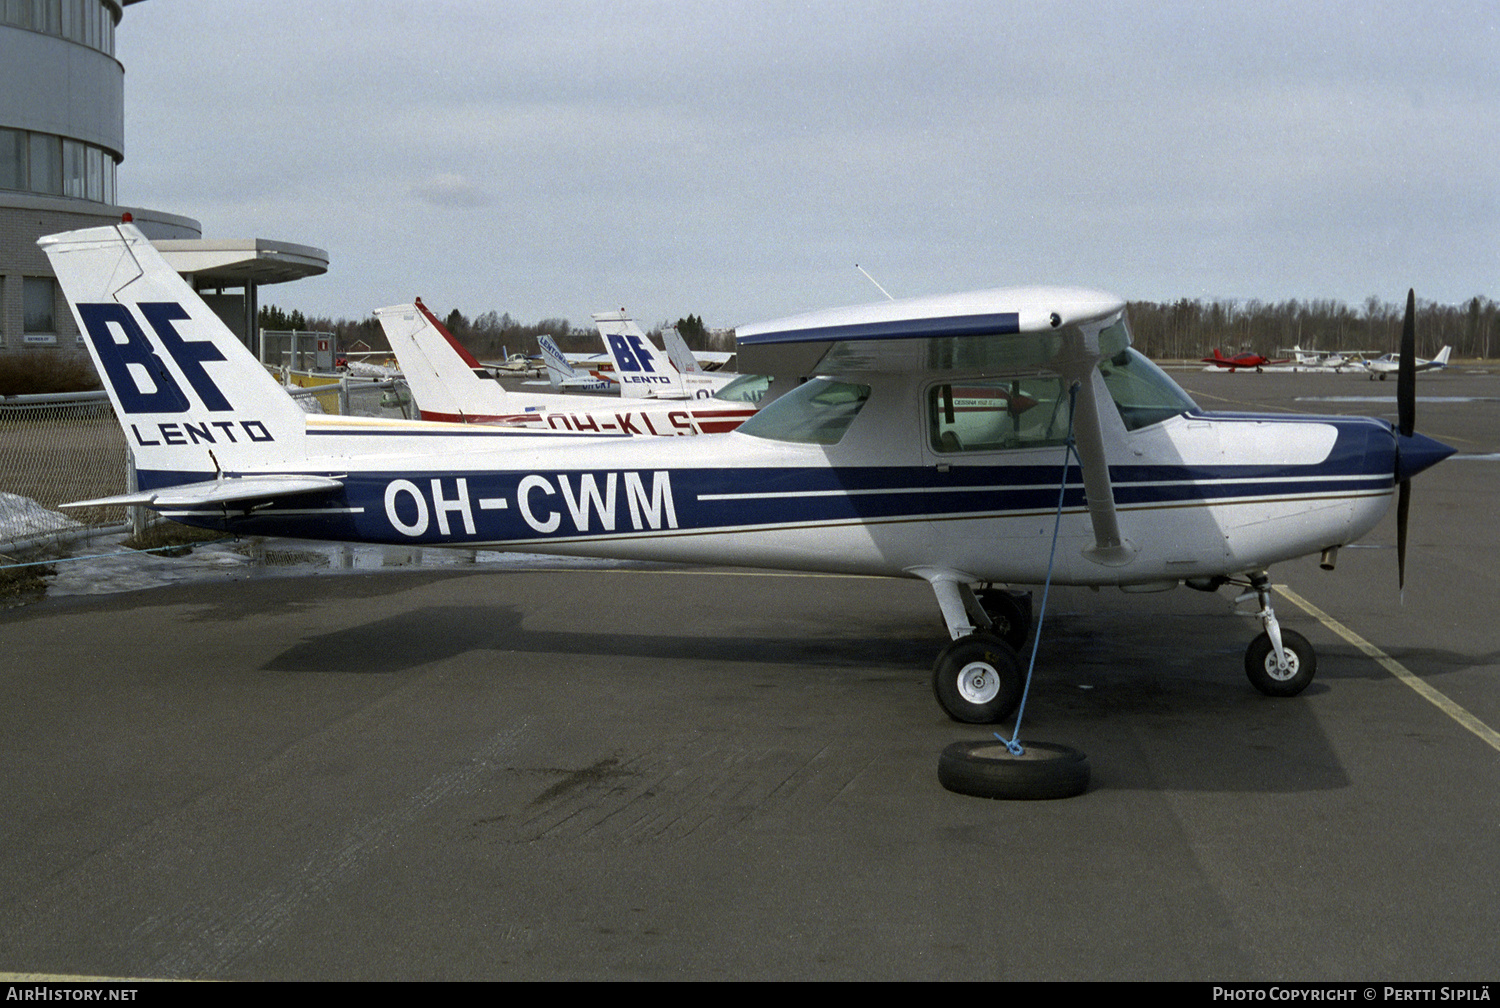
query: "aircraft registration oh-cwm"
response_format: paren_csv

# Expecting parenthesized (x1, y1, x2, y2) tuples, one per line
(43, 221, 1455, 724)
(375, 298, 759, 435)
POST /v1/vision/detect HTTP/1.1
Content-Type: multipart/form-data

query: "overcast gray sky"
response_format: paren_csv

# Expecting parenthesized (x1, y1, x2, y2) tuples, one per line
(116, 0, 1498, 331)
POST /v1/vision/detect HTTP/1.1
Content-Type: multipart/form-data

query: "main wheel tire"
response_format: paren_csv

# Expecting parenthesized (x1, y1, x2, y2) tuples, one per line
(932, 633, 1023, 724)
(974, 588, 1033, 651)
(1244, 628, 1317, 697)
(938, 740, 1090, 800)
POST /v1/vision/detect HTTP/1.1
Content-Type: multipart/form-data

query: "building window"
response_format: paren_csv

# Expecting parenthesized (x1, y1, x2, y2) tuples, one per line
(0, 128, 24, 190)
(63, 139, 86, 198)
(6, 0, 115, 57)
(0, 128, 118, 203)
(27, 133, 62, 196)
(23, 277, 57, 343)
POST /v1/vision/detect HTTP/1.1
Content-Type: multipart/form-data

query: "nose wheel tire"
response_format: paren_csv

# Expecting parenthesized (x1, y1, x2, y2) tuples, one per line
(933, 633, 1023, 723)
(1244, 628, 1317, 697)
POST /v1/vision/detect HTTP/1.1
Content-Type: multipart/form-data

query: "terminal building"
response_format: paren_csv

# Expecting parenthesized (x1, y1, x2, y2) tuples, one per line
(0, 0, 327, 358)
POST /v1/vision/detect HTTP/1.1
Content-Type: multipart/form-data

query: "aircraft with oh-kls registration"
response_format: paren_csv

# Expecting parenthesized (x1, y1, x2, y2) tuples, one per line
(374, 297, 762, 435)
(44, 221, 1454, 724)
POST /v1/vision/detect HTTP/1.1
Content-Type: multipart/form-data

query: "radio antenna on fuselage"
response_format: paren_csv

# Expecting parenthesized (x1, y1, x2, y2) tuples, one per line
(855, 264, 895, 301)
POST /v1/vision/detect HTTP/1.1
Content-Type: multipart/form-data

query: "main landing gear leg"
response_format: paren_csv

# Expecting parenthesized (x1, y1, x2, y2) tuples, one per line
(915, 570, 1024, 723)
(1239, 571, 1317, 697)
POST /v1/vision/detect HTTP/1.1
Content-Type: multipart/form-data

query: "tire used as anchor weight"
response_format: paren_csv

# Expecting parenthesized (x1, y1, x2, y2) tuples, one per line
(1244, 628, 1317, 697)
(937, 740, 1090, 800)
(932, 633, 1023, 724)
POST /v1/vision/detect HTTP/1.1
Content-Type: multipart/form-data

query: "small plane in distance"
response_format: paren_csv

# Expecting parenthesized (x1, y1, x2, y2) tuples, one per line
(1276, 346, 1374, 373)
(1201, 348, 1290, 372)
(375, 298, 758, 435)
(1365, 345, 1451, 381)
(536, 333, 615, 392)
(45, 221, 1454, 727)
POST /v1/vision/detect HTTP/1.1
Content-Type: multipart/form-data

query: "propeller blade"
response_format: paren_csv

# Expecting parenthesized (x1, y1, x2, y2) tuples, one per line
(1396, 477, 1411, 593)
(1398, 289, 1416, 438)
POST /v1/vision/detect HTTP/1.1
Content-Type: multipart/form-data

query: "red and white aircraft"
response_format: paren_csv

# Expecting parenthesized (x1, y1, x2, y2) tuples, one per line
(375, 298, 759, 436)
(1201, 348, 1290, 372)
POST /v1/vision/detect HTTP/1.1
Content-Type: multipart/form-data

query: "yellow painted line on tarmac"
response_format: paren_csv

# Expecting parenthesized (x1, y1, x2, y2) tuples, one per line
(1275, 585, 1500, 752)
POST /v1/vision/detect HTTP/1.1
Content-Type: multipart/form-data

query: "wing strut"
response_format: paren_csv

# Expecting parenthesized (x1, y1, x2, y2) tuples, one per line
(1057, 351, 1134, 567)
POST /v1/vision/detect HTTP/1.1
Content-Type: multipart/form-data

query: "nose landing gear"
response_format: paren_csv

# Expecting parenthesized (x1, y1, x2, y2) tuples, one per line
(1236, 572, 1317, 697)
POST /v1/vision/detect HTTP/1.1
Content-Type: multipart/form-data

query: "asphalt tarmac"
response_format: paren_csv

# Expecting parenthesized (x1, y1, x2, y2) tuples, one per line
(0, 367, 1496, 981)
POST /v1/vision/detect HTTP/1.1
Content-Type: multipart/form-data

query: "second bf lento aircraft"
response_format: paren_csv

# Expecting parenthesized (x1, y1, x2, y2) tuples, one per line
(45, 222, 1454, 724)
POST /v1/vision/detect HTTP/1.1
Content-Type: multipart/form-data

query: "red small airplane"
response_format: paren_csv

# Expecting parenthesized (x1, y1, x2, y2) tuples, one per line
(1201, 348, 1290, 371)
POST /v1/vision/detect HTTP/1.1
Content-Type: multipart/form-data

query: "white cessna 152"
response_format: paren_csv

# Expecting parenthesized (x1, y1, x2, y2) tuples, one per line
(1366, 345, 1451, 380)
(375, 298, 758, 435)
(45, 222, 1454, 724)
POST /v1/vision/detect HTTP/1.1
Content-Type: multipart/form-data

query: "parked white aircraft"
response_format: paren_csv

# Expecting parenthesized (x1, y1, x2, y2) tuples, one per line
(44, 222, 1454, 726)
(534, 333, 615, 392)
(376, 299, 757, 435)
(1366, 346, 1451, 380)
(1276, 346, 1374, 373)
(592, 311, 734, 399)
(661, 326, 734, 373)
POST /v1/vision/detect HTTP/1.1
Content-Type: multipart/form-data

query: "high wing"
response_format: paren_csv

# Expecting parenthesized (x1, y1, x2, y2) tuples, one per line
(737, 286, 1135, 564)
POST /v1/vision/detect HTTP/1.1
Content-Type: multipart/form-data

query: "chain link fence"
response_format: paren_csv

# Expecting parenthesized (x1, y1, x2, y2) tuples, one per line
(0, 392, 129, 557)
(0, 377, 413, 562)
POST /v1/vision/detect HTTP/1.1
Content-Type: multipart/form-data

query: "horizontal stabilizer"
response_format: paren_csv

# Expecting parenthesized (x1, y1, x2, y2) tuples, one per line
(63, 474, 344, 509)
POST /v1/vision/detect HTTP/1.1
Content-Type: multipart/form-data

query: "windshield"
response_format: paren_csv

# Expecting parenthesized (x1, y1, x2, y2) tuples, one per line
(736, 378, 871, 445)
(1098, 346, 1197, 430)
(712, 373, 773, 404)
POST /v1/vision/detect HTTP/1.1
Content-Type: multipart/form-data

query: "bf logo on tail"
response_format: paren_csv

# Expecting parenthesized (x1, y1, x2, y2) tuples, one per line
(78, 302, 232, 413)
(605, 333, 656, 373)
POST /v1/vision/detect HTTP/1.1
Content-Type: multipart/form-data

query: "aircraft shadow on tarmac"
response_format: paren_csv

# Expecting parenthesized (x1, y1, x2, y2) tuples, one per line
(257, 603, 1368, 795)
(259, 603, 938, 676)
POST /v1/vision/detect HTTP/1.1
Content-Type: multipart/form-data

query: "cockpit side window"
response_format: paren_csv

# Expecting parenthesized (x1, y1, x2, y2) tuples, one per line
(736, 378, 871, 445)
(928, 376, 1072, 453)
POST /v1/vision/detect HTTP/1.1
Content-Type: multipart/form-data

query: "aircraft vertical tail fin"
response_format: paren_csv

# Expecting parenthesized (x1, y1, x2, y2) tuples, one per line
(39, 222, 306, 486)
(592, 310, 685, 398)
(536, 334, 581, 389)
(375, 299, 511, 422)
(1433, 346, 1451, 366)
(661, 326, 704, 374)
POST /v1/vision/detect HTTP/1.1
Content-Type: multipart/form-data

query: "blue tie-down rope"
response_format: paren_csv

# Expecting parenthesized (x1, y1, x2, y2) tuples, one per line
(997, 380, 1081, 755)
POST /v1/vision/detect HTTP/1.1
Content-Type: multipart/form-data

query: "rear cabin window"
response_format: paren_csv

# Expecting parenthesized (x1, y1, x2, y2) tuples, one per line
(737, 378, 870, 445)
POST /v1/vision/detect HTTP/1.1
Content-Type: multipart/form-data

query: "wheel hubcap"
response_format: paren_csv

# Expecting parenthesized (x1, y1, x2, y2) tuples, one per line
(956, 661, 1001, 704)
(1264, 650, 1300, 682)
